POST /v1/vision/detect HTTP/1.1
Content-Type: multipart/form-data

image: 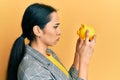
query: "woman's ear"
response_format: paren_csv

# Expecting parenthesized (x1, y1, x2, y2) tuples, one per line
(33, 25, 42, 37)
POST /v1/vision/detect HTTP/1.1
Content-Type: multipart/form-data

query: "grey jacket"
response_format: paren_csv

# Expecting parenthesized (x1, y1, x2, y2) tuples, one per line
(18, 45, 83, 80)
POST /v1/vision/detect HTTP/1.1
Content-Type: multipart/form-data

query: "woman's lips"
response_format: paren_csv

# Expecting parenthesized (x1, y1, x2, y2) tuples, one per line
(56, 37, 60, 41)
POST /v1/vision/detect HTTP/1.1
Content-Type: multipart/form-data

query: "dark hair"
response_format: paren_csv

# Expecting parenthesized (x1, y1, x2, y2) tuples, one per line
(7, 3, 56, 80)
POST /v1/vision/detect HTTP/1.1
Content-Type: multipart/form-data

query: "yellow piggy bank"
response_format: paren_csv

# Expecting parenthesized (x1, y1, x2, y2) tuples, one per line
(77, 24, 95, 40)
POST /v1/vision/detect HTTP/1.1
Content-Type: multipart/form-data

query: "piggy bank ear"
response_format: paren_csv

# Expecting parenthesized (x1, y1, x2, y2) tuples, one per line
(81, 24, 84, 27)
(81, 24, 86, 28)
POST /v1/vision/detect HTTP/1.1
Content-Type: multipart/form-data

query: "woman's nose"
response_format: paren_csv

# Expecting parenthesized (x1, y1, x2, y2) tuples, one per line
(57, 28, 61, 35)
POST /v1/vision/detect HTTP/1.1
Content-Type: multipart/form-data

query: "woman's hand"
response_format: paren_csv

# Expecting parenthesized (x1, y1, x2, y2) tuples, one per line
(75, 30, 96, 80)
(75, 30, 96, 65)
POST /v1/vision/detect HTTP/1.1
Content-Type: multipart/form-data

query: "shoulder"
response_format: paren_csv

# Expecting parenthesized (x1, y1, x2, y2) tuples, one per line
(18, 54, 52, 80)
(18, 64, 52, 80)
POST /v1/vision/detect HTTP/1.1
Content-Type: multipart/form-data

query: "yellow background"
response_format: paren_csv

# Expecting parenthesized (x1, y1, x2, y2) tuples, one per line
(0, 0, 120, 80)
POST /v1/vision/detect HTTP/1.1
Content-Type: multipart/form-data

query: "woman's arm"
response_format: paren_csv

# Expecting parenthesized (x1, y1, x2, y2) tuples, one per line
(73, 30, 96, 80)
(73, 52, 79, 71)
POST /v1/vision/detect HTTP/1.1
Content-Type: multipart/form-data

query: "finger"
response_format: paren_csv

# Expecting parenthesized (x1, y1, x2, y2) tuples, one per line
(91, 35, 96, 46)
(76, 38, 80, 45)
(76, 38, 83, 48)
(79, 38, 84, 48)
(85, 30, 90, 43)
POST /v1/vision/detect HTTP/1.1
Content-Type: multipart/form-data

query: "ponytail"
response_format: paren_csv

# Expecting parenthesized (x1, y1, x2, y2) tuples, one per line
(7, 35, 25, 80)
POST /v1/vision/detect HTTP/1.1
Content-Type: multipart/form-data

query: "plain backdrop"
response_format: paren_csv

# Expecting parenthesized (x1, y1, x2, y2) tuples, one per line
(0, 0, 120, 80)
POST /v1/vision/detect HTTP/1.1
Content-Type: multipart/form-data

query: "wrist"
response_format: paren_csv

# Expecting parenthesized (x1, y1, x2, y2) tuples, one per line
(73, 52, 79, 70)
(78, 63, 88, 80)
(79, 58, 90, 66)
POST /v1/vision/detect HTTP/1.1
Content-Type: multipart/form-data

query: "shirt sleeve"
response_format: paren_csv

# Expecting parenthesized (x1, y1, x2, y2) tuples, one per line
(69, 65, 84, 80)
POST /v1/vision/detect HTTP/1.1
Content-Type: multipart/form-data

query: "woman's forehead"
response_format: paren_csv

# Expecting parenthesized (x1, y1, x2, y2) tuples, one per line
(50, 12, 59, 22)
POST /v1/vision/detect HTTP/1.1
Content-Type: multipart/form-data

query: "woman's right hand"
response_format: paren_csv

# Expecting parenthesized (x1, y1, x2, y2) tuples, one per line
(75, 30, 96, 65)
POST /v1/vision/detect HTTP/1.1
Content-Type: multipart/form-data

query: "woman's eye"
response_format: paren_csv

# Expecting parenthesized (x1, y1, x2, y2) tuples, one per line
(54, 26, 58, 28)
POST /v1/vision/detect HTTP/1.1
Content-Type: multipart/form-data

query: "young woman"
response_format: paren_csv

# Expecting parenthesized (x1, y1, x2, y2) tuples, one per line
(7, 3, 96, 80)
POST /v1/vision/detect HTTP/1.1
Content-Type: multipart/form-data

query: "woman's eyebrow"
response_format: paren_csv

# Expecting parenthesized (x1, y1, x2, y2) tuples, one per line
(55, 23, 60, 25)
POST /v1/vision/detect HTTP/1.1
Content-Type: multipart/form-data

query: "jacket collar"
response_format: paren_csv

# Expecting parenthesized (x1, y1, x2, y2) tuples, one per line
(25, 45, 53, 68)
(25, 45, 69, 80)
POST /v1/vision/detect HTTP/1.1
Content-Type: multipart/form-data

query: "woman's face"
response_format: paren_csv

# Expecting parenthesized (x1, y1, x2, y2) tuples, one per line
(40, 12, 61, 46)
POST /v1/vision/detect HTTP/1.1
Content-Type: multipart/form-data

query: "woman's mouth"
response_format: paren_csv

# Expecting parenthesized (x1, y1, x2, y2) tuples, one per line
(56, 37, 60, 41)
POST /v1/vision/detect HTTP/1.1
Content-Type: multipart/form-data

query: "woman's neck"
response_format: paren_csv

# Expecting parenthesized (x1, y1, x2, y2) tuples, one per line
(30, 40, 48, 57)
